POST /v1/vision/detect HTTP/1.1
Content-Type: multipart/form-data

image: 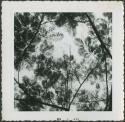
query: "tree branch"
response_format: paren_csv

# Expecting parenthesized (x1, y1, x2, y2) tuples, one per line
(68, 57, 104, 109)
(74, 68, 81, 85)
(85, 13, 112, 59)
(14, 77, 69, 111)
(15, 14, 24, 28)
(14, 77, 19, 84)
(22, 15, 44, 56)
(15, 98, 69, 111)
(106, 85, 112, 110)
(104, 55, 109, 110)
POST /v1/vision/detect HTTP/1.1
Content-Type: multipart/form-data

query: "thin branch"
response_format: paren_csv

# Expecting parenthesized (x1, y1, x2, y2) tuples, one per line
(16, 17, 55, 70)
(15, 98, 69, 111)
(107, 85, 112, 110)
(15, 14, 24, 28)
(104, 55, 109, 110)
(68, 71, 92, 109)
(74, 69, 81, 85)
(14, 77, 19, 84)
(68, 57, 104, 109)
(22, 15, 44, 56)
(84, 13, 112, 59)
(15, 15, 45, 70)
(14, 77, 69, 111)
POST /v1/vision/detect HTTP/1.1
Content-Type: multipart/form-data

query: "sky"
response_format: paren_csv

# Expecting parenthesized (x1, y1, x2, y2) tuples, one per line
(52, 23, 89, 63)
(15, 12, 112, 90)
(14, 13, 112, 110)
(15, 21, 89, 82)
(15, 13, 106, 81)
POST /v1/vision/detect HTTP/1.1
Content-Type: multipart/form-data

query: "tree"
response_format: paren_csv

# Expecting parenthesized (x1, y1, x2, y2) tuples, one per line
(14, 12, 112, 111)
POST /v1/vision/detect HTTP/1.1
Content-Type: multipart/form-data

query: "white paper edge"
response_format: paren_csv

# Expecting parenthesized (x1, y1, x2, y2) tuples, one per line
(1, 1, 124, 121)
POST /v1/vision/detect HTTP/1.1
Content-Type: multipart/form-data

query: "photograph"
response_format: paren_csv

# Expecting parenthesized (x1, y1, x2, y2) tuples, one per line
(1, 1, 124, 121)
(14, 12, 112, 111)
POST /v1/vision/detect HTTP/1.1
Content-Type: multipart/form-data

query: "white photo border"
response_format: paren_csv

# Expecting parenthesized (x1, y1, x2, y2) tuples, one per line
(2, 1, 124, 121)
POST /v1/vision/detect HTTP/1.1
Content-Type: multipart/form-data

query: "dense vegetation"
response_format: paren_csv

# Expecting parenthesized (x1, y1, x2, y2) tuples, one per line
(14, 12, 112, 111)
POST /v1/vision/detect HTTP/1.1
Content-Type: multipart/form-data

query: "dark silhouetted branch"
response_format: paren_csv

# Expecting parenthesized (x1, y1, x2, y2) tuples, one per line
(104, 55, 109, 110)
(68, 57, 104, 109)
(14, 77, 69, 111)
(15, 98, 69, 111)
(74, 68, 81, 85)
(14, 77, 19, 84)
(85, 13, 112, 59)
(22, 15, 44, 56)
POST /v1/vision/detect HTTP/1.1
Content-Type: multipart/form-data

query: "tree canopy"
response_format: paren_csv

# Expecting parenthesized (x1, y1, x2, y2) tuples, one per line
(14, 12, 112, 111)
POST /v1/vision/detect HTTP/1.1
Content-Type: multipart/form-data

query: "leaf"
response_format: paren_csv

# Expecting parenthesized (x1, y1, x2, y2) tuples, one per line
(96, 83, 100, 89)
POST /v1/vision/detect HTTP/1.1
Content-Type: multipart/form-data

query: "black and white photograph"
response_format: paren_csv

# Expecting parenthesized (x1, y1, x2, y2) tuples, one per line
(1, 1, 124, 121)
(14, 12, 112, 111)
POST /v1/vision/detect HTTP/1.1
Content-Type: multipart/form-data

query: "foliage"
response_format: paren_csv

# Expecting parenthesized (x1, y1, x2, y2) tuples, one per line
(14, 12, 112, 111)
